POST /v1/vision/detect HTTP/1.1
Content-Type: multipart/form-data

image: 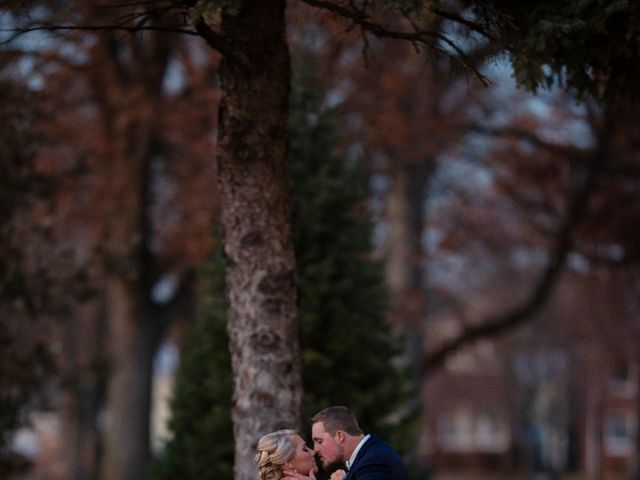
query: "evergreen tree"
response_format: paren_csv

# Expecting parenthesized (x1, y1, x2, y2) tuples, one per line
(289, 67, 415, 452)
(149, 252, 233, 480)
(152, 64, 413, 480)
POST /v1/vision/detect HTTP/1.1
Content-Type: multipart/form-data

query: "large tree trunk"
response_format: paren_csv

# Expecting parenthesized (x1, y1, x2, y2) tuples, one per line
(218, 2, 303, 479)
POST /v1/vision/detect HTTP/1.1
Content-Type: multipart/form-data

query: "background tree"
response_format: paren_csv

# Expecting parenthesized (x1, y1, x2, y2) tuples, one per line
(1, 4, 218, 479)
(414, 68, 640, 475)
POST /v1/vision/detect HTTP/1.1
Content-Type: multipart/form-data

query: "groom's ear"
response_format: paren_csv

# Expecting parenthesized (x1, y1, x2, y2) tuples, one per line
(335, 430, 345, 444)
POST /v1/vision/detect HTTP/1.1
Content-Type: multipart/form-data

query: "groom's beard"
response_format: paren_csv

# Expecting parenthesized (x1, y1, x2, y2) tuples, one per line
(320, 445, 346, 474)
(320, 458, 345, 475)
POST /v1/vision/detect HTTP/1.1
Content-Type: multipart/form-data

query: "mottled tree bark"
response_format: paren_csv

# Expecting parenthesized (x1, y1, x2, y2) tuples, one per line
(218, 2, 303, 479)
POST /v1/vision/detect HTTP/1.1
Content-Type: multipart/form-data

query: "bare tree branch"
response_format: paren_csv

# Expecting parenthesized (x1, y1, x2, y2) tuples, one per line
(297, 0, 490, 85)
(193, 17, 241, 64)
(0, 24, 198, 45)
(472, 125, 589, 161)
(431, 8, 496, 42)
(474, 124, 640, 180)
(1, 11, 237, 61)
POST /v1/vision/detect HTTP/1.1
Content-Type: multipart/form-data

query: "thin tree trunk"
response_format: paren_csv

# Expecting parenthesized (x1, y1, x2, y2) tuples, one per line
(101, 277, 156, 480)
(385, 163, 430, 377)
(59, 302, 106, 480)
(218, 2, 302, 479)
(62, 374, 104, 480)
(384, 161, 434, 469)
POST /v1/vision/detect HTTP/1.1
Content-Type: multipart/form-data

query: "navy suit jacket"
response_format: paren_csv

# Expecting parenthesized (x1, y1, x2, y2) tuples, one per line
(344, 435, 411, 480)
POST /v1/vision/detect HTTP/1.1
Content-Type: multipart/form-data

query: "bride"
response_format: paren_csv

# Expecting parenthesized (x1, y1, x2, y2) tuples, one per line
(256, 429, 318, 480)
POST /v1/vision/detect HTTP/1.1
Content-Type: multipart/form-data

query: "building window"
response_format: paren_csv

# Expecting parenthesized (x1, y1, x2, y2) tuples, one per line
(438, 408, 510, 453)
(439, 408, 475, 453)
(604, 412, 636, 457)
(610, 358, 636, 398)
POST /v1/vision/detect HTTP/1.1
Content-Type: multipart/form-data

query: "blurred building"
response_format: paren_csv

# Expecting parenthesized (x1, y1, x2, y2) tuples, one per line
(419, 276, 639, 480)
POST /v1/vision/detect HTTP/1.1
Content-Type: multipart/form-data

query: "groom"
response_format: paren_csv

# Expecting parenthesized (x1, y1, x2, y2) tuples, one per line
(310, 406, 411, 480)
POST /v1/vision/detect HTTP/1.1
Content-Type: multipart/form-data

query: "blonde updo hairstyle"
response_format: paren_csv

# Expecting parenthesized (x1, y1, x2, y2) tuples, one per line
(256, 429, 297, 480)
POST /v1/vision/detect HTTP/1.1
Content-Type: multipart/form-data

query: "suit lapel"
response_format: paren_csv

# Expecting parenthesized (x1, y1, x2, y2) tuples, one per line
(344, 435, 377, 480)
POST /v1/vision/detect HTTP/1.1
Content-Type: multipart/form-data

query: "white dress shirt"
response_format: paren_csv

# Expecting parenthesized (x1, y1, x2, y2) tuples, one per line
(345, 434, 371, 471)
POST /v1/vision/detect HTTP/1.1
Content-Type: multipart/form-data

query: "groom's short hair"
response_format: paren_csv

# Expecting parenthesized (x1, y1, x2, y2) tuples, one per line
(311, 406, 364, 436)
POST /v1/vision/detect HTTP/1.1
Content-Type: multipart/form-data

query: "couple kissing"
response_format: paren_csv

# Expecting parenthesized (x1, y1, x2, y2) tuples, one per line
(256, 406, 410, 480)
